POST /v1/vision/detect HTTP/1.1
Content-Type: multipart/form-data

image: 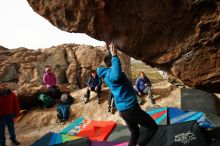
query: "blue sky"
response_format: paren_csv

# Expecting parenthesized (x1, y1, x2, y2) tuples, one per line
(0, 0, 105, 49)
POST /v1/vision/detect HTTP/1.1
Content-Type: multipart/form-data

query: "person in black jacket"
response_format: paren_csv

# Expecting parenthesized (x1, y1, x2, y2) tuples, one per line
(83, 70, 102, 104)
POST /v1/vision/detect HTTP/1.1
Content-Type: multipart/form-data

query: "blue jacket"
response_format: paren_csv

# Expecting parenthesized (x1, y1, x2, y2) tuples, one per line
(87, 75, 101, 88)
(97, 56, 137, 112)
(135, 76, 151, 92)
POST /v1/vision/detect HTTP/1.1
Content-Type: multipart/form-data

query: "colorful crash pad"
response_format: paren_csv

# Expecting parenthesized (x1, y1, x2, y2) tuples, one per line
(114, 142, 129, 146)
(31, 132, 89, 146)
(76, 120, 116, 141)
(60, 117, 89, 135)
(60, 117, 116, 141)
(90, 141, 128, 146)
(146, 107, 215, 128)
(49, 133, 81, 145)
(31, 132, 54, 146)
(52, 137, 90, 146)
(169, 107, 215, 128)
(146, 107, 168, 125)
(107, 125, 130, 142)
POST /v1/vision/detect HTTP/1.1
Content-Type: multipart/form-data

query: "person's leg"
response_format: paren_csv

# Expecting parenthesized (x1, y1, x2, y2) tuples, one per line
(85, 88, 91, 99)
(135, 107, 158, 146)
(120, 108, 140, 146)
(143, 87, 154, 104)
(112, 98, 115, 109)
(5, 114, 16, 141)
(95, 87, 101, 104)
(136, 95, 144, 105)
(110, 97, 115, 113)
(96, 87, 101, 99)
(83, 87, 91, 103)
(147, 86, 153, 99)
(0, 116, 6, 146)
(107, 93, 112, 112)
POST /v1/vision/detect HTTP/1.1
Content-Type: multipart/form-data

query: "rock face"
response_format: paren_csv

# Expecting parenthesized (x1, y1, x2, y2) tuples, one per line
(27, 0, 220, 92)
(0, 44, 130, 108)
(0, 44, 130, 87)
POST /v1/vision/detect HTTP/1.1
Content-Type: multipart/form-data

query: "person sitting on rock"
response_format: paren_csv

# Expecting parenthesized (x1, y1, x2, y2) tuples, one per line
(97, 43, 158, 146)
(0, 86, 20, 146)
(43, 66, 61, 99)
(135, 71, 154, 104)
(83, 70, 102, 104)
(43, 66, 57, 88)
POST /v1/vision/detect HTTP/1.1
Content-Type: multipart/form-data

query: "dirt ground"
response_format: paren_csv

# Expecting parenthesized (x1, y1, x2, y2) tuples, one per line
(5, 82, 182, 146)
(3, 60, 219, 146)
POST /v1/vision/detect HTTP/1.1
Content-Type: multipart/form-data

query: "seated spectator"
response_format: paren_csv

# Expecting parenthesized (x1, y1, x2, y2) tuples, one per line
(83, 70, 102, 104)
(43, 66, 61, 99)
(135, 71, 154, 104)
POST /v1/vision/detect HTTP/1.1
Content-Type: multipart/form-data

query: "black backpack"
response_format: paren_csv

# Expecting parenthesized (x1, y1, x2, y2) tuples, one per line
(37, 94, 54, 108)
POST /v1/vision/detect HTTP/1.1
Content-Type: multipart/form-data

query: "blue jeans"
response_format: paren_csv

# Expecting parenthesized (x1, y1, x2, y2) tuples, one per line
(0, 114, 16, 145)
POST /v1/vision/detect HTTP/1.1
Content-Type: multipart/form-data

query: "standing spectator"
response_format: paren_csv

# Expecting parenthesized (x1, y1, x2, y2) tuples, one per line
(135, 72, 154, 104)
(83, 70, 102, 104)
(0, 86, 20, 146)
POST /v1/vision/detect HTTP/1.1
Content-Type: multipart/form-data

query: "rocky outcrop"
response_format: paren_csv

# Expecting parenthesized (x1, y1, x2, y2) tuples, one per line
(0, 44, 130, 108)
(27, 0, 220, 92)
(0, 44, 130, 87)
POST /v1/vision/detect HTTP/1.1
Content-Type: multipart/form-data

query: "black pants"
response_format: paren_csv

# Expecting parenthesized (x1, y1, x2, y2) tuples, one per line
(108, 92, 115, 109)
(119, 104, 158, 146)
(85, 87, 101, 99)
(48, 86, 61, 99)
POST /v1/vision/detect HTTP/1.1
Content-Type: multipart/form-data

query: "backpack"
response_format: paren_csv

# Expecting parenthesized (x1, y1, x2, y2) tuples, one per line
(60, 93, 75, 105)
(37, 94, 54, 108)
(56, 103, 70, 122)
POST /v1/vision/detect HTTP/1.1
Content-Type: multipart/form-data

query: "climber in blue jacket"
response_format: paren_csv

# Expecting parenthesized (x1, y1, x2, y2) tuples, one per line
(97, 43, 158, 146)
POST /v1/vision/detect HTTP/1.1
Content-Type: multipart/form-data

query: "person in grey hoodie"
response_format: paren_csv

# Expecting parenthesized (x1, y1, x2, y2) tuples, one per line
(97, 43, 158, 146)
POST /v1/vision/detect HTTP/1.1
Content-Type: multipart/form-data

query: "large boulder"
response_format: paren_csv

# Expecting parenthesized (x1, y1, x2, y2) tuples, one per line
(0, 44, 130, 88)
(26, 0, 220, 92)
(0, 44, 130, 108)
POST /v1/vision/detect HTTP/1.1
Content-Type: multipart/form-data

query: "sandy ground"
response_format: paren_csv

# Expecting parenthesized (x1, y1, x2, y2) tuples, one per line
(6, 84, 182, 146)
(3, 55, 218, 146)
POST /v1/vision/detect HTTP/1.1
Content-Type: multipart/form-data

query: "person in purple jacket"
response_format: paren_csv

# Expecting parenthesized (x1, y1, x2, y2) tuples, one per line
(43, 66, 56, 88)
(43, 66, 61, 99)
(135, 72, 154, 104)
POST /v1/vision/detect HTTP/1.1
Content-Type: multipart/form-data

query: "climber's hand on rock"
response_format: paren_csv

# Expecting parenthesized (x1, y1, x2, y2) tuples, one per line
(109, 42, 117, 56)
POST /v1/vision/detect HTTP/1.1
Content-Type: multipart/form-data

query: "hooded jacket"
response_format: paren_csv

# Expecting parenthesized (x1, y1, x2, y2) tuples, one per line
(97, 55, 137, 112)
(43, 68, 57, 88)
(135, 76, 151, 92)
(0, 89, 20, 117)
(87, 75, 101, 88)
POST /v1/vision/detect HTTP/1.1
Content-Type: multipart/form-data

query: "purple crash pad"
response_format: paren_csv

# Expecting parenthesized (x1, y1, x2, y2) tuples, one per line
(90, 141, 124, 146)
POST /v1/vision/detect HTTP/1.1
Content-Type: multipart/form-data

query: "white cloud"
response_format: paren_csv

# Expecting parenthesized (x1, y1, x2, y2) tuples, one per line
(0, 0, 105, 49)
